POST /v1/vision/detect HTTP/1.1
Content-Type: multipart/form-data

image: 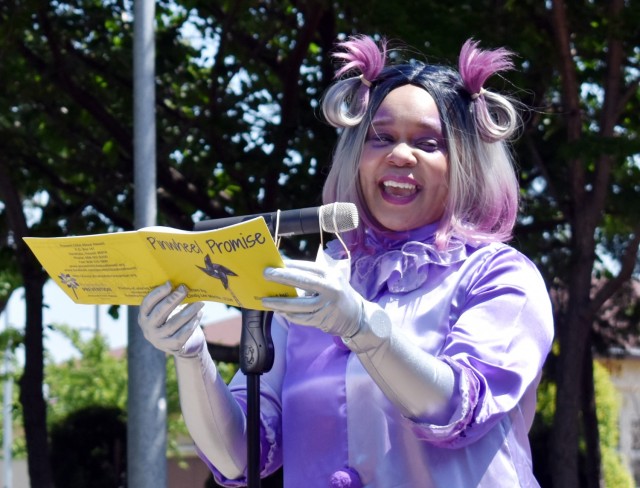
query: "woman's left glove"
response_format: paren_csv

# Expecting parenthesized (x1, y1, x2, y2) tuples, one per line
(263, 259, 457, 422)
(262, 259, 363, 338)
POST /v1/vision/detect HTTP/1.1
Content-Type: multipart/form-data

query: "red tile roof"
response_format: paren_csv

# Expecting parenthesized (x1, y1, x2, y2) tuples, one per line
(202, 314, 241, 346)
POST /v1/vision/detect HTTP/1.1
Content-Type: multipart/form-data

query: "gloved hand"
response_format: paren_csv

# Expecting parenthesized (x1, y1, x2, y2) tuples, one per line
(263, 260, 456, 421)
(140, 282, 248, 479)
(262, 259, 363, 338)
(138, 281, 206, 357)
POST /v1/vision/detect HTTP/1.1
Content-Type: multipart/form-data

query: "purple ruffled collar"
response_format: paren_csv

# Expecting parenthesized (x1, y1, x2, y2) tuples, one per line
(326, 223, 469, 301)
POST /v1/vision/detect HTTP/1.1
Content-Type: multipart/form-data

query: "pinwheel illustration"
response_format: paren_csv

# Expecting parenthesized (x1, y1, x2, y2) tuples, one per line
(196, 254, 241, 306)
(58, 273, 80, 299)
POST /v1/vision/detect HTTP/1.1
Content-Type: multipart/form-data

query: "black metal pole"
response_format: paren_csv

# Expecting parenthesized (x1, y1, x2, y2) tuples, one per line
(240, 309, 275, 488)
(246, 373, 261, 487)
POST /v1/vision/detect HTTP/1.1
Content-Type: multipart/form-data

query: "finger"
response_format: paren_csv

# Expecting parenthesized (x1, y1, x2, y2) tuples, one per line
(282, 259, 327, 276)
(262, 295, 322, 314)
(139, 281, 173, 317)
(148, 285, 190, 327)
(162, 302, 205, 338)
(278, 312, 320, 327)
(263, 267, 326, 292)
(277, 302, 332, 327)
(263, 260, 326, 285)
(165, 309, 204, 352)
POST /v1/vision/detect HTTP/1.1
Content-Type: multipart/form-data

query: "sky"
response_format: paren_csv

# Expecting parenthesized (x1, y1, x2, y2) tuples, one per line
(3, 280, 238, 364)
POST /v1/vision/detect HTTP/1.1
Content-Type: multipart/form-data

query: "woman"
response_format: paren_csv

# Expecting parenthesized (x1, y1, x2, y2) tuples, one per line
(139, 35, 554, 487)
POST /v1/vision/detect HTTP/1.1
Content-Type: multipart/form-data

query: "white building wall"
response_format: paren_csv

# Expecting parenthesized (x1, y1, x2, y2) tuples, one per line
(599, 356, 640, 487)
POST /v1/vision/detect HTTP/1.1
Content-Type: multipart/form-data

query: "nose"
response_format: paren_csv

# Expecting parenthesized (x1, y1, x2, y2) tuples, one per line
(387, 142, 417, 167)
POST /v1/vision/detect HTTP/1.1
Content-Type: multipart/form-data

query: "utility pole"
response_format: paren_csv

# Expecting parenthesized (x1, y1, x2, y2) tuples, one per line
(128, 1, 167, 486)
(2, 309, 12, 488)
(94, 305, 100, 336)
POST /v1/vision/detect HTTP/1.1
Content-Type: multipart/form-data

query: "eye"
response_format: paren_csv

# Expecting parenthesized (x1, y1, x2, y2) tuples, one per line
(415, 138, 441, 152)
(366, 131, 394, 146)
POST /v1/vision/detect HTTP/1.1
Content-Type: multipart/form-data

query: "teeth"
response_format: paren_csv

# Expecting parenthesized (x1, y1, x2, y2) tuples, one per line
(383, 181, 416, 190)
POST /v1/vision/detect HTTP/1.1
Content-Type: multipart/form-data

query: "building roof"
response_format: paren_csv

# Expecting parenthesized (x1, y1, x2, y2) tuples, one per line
(203, 314, 241, 347)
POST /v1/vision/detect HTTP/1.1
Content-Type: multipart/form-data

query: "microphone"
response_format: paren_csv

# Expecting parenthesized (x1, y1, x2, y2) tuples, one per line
(193, 202, 359, 236)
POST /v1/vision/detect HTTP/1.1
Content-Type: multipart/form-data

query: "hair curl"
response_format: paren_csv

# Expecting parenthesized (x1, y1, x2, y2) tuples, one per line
(323, 35, 387, 127)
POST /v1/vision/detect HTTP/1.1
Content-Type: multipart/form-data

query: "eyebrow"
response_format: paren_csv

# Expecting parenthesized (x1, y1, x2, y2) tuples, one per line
(370, 115, 442, 132)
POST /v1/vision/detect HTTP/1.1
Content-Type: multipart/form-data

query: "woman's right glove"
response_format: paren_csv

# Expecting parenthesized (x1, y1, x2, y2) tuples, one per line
(138, 282, 248, 480)
(138, 281, 206, 357)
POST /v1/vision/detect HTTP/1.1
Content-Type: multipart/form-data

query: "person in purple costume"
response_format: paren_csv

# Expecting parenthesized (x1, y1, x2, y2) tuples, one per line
(138, 34, 554, 488)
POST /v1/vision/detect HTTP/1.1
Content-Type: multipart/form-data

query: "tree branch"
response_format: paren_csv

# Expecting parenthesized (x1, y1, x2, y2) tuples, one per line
(550, 0, 585, 210)
(592, 0, 624, 219)
(588, 223, 640, 318)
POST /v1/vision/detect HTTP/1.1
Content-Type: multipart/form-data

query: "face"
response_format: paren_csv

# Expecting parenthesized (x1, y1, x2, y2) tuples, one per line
(358, 84, 449, 232)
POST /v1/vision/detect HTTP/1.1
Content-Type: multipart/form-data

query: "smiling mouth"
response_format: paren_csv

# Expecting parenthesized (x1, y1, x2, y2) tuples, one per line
(382, 180, 418, 197)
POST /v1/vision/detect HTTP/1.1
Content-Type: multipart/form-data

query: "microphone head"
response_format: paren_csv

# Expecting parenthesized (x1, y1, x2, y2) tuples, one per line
(319, 202, 359, 233)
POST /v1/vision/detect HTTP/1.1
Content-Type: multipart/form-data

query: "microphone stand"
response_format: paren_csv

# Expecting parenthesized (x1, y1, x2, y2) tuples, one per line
(193, 212, 280, 487)
(193, 207, 358, 486)
(240, 308, 274, 488)
(240, 215, 279, 488)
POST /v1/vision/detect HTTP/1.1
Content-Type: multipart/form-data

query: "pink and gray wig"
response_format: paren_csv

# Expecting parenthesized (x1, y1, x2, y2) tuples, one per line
(320, 35, 522, 250)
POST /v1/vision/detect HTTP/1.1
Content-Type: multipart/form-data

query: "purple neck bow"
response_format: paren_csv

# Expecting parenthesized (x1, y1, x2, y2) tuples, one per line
(327, 223, 469, 301)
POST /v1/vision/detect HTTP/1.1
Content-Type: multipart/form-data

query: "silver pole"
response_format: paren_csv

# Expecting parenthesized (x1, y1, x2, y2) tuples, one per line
(94, 304, 100, 335)
(128, 1, 167, 487)
(3, 309, 12, 488)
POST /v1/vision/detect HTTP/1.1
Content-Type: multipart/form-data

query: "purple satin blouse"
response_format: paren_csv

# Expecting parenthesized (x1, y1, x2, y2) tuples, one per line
(207, 223, 554, 487)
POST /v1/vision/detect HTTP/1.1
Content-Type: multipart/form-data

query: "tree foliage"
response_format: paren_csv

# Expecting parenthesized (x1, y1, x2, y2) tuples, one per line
(45, 326, 127, 423)
(50, 405, 127, 488)
(44, 326, 191, 451)
(593, 362, 635, 488)
(531, 361, 635, 487)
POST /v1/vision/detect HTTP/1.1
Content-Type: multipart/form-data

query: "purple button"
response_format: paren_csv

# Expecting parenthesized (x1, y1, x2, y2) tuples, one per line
(329, 467, 362, 488)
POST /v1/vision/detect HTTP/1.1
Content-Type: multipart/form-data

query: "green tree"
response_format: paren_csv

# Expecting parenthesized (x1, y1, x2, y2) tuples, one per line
(43, 324, 239, 485)
(1, 1, 638, 486)
(593, 362, 635, 488)
(341, 4, 640, 484)
(515, 3, 640, 486)
(50, 405, 127, 488)
(531, 360, 634, 488)
(0, 0, 136, 483)
(44, 325, 192, 449)
(44, 326, 128, 425)
(0, 1, 343, 481)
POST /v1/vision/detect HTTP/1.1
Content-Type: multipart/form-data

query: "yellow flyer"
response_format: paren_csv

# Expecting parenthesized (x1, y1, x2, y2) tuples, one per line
(23, 218, 296, 310)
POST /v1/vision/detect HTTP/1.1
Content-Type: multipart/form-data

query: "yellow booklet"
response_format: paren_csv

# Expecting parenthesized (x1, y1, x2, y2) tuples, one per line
(23, 218, 296, 310)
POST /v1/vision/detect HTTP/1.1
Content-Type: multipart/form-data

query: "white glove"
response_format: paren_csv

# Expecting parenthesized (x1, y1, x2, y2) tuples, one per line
(138, 281, 206, 357)
(264, 261, 456, 422)
(138, 281, 247, 479)
(262, 260, 363, 338)
(346, 302, 457, 422)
